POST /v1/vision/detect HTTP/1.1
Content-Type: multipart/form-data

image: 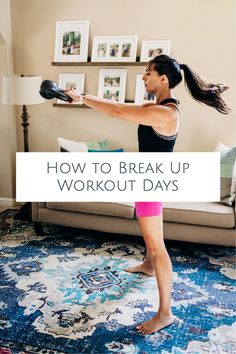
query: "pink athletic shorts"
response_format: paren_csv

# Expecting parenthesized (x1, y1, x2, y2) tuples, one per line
(135, 202, 163, 217)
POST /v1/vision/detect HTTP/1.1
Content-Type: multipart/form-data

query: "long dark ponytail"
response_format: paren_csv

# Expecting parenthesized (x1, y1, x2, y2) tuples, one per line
(149, 55, 230, 114)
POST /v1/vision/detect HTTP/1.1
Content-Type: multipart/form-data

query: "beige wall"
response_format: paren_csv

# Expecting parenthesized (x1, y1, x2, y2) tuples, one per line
(1, 0, 236, 200)
(11, 0, 236, 154)
(0, 0, 16, 201)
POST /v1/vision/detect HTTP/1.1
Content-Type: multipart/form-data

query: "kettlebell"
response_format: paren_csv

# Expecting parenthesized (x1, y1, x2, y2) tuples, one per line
(39, 80, 72, 102)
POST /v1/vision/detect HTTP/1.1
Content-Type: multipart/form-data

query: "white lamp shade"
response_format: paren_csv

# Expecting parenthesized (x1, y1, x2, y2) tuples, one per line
(2, 75, 45, 105)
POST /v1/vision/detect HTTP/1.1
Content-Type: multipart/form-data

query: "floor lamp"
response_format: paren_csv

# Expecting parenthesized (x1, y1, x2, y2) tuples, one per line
(2, 74, 45, 220)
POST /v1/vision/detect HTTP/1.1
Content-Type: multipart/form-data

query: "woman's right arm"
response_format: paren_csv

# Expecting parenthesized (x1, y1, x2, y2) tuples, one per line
(65, 89, 176, 128)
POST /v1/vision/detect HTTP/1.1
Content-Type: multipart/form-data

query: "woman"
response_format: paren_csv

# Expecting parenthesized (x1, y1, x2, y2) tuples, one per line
(66, 55, 230, 334)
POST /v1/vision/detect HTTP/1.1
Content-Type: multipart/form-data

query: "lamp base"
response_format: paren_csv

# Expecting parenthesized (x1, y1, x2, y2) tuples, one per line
(14, 202, 32, 222)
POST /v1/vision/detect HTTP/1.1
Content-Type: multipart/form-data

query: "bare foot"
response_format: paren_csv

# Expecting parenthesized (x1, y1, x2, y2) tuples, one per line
(125, 263, 155, 276)
(136, 312, 174, 335)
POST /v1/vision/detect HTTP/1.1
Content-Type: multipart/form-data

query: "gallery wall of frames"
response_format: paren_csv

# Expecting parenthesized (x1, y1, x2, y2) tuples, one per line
(53, 20, 172, 106)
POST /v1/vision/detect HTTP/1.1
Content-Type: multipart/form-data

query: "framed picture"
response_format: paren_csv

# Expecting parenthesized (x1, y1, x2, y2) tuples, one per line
(140, 40, 171, 62)
(54, 20, 89, 62)
(57, 73, 85, 104)
(91, 36, 138, 62)
(98, 69, 127, 103)
(135, 74, 156, 104)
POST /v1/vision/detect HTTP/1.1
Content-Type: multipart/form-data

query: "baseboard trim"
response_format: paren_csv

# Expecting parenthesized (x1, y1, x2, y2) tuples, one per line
(0, 197, 17, 207)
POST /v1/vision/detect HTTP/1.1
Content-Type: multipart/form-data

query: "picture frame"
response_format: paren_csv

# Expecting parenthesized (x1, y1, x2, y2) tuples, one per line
(91, 36, 138, 62)
(140, 40, 171, 62)
(135, 74, 156, 104)
(57, 73, 85, 104)
(54, 20, 89, 62)
(98, 69, 127, 103)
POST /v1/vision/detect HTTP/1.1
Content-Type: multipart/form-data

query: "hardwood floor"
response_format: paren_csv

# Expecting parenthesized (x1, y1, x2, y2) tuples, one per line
(0, 206, 8, 213)
(0, 205, 20, 213)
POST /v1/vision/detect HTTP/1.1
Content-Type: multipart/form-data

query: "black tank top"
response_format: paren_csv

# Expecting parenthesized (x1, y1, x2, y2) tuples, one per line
(138, 98, 179, 152)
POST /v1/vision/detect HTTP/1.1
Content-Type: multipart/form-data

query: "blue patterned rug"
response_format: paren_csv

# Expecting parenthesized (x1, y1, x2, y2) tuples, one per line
(0, 209, 235, 354)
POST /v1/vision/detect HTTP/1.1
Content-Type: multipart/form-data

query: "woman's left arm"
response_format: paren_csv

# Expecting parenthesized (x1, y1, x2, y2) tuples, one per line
(66, 91, 175, 127)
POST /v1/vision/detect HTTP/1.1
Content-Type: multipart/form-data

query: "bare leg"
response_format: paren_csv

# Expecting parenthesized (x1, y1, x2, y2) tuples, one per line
(135, 214, 174, 334)
(125, 247, 155, 276)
